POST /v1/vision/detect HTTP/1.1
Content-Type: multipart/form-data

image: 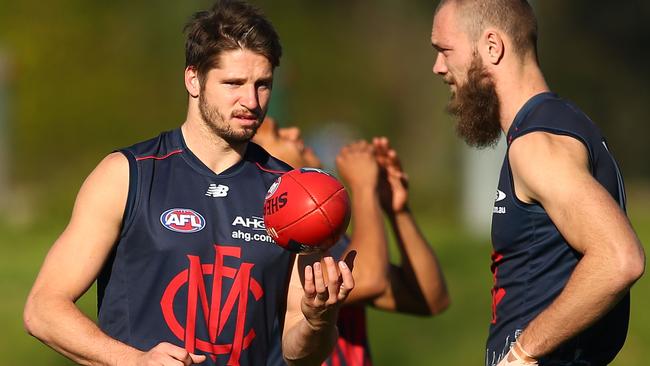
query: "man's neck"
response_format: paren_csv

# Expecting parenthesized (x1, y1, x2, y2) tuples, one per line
(181, 118, 248, 175)
(496, 61, 550, 134)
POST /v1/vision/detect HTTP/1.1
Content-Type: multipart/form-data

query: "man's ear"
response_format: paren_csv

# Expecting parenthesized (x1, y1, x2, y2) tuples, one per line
(184, 66, 201, 98)
(483, 28, 505, 65)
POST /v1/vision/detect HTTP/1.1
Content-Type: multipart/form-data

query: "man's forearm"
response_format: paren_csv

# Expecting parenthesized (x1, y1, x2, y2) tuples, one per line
(517, 251, 635, 358)
(348, 187, 388, 262)
(25, 295, 141, 366)
(282, 317, 337, 366)
(389, 209, 449, 313)
(346, 186, 389, 296)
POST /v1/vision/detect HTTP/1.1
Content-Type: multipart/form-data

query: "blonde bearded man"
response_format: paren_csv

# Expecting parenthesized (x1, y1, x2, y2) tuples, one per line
(431, 1, 644, 365)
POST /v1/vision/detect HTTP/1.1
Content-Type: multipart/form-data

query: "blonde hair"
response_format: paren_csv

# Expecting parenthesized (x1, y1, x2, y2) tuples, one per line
(436, 0, 538, 59)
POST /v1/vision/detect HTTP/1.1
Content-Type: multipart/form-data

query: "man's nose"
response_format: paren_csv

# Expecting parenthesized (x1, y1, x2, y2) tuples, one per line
(432, 52, 448, 76)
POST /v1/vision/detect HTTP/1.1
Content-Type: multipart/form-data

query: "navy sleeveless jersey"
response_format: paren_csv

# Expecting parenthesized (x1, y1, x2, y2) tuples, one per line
(267, 237, 373, 366)
(97, 128, 294, 365)
(487, 93, 630, 365)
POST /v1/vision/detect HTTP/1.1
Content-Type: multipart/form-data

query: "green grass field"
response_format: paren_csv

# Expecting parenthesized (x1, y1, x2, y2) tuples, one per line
(2, 197, 648, 365)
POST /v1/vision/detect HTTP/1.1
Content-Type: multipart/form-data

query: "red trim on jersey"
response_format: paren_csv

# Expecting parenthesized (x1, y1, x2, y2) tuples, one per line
(491, 252, 506, 324)
(136, 149, 183, 161)
(255, 162, 288, 174)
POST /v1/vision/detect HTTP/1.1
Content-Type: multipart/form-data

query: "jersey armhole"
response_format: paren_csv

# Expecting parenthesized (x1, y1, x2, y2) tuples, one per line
(117, 149, 139, 237)
(506, 127, 594, 212)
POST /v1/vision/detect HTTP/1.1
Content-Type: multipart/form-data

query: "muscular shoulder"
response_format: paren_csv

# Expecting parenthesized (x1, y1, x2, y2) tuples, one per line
(99, 151, 129, 171)
(27, 153, 130, 303)
(84, 152, 129, 190)
(73, 152, 129, 224)
(509, 131, 590, 204)
(510, 132, 588, 168)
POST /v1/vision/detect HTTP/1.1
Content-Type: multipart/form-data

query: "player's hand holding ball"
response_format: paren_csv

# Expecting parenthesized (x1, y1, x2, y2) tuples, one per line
(263, 168, 351, 253)
(299, 253, 355, 330)
(264, 168, 355, 336)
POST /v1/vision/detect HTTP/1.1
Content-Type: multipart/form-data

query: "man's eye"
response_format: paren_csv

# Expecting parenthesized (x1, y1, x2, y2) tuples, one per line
(257, 82, 272, 90)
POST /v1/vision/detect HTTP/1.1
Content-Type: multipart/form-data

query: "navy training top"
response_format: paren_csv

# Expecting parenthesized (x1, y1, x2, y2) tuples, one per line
(97, 128, 293, 365)
(488, 93, 630, 365)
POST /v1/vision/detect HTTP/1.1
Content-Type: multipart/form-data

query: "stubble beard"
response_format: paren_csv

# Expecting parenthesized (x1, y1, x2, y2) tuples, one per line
(446, 55, 503, 149)
(198, 93, 262, 146)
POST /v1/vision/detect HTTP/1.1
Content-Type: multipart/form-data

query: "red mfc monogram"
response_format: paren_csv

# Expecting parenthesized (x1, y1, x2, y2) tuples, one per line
(161, 245, 263, 365)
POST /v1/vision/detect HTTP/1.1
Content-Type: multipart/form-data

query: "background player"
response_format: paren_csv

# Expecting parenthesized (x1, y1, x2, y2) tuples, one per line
(430, 0, 645, 365)
(254, 117, 450, 365)
(23, 2, 354, 365)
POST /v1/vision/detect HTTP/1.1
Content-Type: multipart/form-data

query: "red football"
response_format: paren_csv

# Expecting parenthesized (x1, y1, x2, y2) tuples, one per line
(263, 168, 351, 253)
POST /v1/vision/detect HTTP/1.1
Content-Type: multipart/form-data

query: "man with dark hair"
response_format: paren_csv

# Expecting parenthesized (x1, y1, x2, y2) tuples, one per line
(431, 0, 645, 365)
(23, 2, 354, 365)
(254, 118, 450, 365)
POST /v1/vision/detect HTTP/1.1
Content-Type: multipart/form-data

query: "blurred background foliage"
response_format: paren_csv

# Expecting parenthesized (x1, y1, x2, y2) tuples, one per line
(0, 0, 648, 365)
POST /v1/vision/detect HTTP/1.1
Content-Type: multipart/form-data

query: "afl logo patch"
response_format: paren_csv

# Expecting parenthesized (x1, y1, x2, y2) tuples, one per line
(160, 208, 206, 233)
(265, 177, 281, 199)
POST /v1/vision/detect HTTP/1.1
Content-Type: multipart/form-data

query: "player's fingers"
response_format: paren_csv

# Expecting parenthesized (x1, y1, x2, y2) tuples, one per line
(364, 140, 374, 151)
(387, 149, 404, 170)
(381, 136, 391, 149)
(323, 256, 340, 302)
(375, 151, 387, 166)
(181, 354, 194, 366)
(303, 264, 316, 299)
(355, 140, 372, 153)
(373, 139, 391, 164)
(378, 137, 390, 157)
(313, 261, 329, 302)
(177, 353, 194, 366)
(189, 353, 207, 364)
(162, 360, 184, 366)
(338, 260, 354, 300)
(373, 136, 387, 149)
(398, 171, 410, 190)
(335, 154, 346, 170)
(159, 343, 196, 366)
(337, 145, 350, 159)
(371, 138, 381, 154)
(347, 141, 360, 151)
(387, 167, 407, 185)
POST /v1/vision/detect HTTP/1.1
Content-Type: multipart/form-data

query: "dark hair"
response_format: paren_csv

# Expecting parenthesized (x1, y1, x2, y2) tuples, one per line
(184, 0, 282, 82)
(436, 0, 538, 59)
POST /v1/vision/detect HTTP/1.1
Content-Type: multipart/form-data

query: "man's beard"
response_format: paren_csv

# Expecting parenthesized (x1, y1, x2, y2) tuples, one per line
(198, 93, 262, 145)
(446, 55, 502, 149)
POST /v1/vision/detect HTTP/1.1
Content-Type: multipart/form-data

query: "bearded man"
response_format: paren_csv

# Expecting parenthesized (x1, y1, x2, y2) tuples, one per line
(431, 1, 645, 365)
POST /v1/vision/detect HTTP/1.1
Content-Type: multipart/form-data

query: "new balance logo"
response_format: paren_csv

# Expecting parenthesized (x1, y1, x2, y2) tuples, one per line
(206, 184, 229, 198)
